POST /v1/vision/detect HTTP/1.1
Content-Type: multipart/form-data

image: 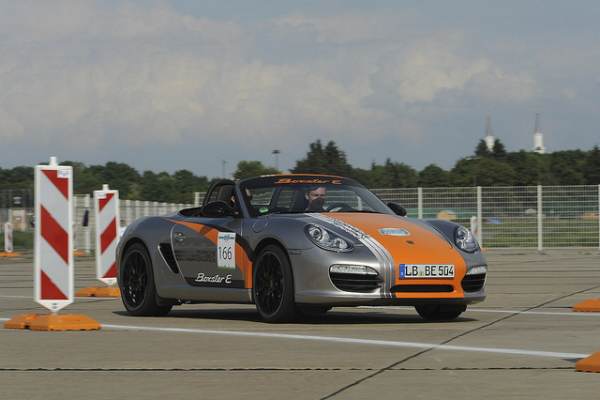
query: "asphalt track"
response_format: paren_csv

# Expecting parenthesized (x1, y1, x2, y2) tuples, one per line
(1, 250, 600, 399)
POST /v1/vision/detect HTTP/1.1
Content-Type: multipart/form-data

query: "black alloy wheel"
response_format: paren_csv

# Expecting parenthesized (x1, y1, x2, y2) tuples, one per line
(253, 245, 296, 322)
(122, 251, 147, 308)
(119, 243, 172, 316)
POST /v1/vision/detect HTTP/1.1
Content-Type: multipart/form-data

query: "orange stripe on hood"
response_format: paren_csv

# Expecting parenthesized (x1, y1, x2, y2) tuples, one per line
(321, 213, 466, 298)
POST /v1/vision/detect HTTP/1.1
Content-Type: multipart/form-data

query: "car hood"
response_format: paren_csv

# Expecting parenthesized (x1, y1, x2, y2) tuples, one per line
(306, 212, 465, 268)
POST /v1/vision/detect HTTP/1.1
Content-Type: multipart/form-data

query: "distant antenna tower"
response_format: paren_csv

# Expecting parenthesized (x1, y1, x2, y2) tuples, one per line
(532, 113, 545, 154)
(484, 115, 495, 151)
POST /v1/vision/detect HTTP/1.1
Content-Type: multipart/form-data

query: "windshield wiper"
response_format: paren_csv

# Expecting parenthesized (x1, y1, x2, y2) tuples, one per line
(328, 210, 382, 214)
(259, 210, 304, 215)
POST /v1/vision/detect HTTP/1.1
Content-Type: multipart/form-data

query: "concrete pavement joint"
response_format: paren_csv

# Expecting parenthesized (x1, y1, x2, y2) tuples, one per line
(360, 306, 600, 318)
(0, 366, 572, 372)
(321, 283, 600, 399)
(0, 367, 376, 372)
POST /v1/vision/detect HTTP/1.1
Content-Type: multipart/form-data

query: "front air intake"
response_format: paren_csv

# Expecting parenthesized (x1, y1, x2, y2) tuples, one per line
(329, 272, 381, 293)
(461, 273, 486, 292)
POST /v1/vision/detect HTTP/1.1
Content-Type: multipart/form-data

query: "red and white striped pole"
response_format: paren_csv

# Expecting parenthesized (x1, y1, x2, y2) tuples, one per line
(4, 157, 100, 330)
(75, 183, 120, 297)
(34, 156, 74, 312)
(94, 184, 120, 286)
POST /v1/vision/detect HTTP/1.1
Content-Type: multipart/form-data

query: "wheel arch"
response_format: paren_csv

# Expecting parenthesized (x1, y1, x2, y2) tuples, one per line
(118, 237, 151, 278)
(120, 237, 150, 257)
(254, 237, 288, 259)
(252, 237, 295, 298)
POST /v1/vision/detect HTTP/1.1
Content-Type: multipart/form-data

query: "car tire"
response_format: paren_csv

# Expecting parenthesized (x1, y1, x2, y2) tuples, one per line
(253, 245, 296, 323)
(119, 242, 172, 316)
(415, 304, 466, 321)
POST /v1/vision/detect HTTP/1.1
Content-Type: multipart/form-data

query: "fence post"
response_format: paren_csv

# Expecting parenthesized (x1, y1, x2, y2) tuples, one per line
(125, 199, 132, 225)
(417, 187, 423, 219)
(476, 186, 483, 246)
(135, 200, 141, 220)
(83, 194, 91, 254)
(4, 222, 14, 253)
(144, 201, 150, 217)
(72, 195, 78, 250)
(7, 188, 12, 224)
(194, 192, 201, 207)
(537, 185, 543, 252)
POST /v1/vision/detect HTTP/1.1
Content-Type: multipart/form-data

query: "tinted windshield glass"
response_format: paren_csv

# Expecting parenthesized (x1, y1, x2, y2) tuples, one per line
(240, 176, 392, 217)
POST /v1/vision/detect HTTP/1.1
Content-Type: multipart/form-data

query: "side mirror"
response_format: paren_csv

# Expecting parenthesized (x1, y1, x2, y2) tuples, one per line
(387, 202, 407, 217)
(202, 201, 235, 218)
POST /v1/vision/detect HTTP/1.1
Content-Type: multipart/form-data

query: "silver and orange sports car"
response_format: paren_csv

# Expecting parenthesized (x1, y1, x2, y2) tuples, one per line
(117, 174, 487, 322)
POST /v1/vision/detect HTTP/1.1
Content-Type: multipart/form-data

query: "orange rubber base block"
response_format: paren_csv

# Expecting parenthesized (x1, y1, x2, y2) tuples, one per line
(0, 252, 21, 258)
(576, 352, 600, 373)
(76, 286, 120, 297)
(4, 313, 101, 331)
(572, 299, 600, 312)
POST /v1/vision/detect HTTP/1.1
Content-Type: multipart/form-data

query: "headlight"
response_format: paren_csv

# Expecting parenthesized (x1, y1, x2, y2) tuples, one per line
(454, 226, 479, 252)
(305, 224, 353, 252)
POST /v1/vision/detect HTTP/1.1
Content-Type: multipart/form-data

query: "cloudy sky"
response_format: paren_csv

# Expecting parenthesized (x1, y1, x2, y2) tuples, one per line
(1, 0, 599, 177)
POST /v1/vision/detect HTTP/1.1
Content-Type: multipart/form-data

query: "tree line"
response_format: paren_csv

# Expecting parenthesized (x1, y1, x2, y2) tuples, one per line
(0, 161, 210, 204)
(1, 139, 599, 203)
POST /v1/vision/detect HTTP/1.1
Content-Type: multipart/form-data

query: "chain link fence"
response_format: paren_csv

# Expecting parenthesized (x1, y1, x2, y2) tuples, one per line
(72, 196, 194, 252)
(194, 185, 600, 249)
(370, 185, 600, 249)
(0, 189, 193, 251)
(2, 186, 599, 250)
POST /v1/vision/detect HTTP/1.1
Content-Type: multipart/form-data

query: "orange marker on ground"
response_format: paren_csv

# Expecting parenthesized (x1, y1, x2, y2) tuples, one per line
(572, 299, 600, 312)
(576, 352, 600, 373)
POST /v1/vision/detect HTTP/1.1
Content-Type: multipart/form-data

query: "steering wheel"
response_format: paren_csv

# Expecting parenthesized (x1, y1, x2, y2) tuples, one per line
(326, 202, 354, 212)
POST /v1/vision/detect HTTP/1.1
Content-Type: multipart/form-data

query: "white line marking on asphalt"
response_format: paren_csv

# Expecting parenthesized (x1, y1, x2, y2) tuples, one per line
(0, 295, 31, 299)
(359, 306, 600, 317)
(0, 317, 589, 359)
(1, 317, 574, 360)
(101, 324, 590, 359)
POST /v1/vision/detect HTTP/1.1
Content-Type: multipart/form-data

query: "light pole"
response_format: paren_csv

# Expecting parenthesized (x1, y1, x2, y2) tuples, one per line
(272, 149, 280, 171)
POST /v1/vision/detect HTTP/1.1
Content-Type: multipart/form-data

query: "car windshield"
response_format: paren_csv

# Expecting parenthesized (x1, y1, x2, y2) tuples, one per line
(240, 175, 393, 217)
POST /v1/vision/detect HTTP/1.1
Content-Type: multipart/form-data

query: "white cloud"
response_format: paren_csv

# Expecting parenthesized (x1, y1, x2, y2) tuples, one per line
(274, 12, 414, 44)
(368, 36, 536, 106)
(465, 68, 536, 103)
(0, 1, 539, 164)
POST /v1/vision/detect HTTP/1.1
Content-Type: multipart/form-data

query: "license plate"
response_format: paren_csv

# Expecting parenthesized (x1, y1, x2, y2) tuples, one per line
(399, 264, 455, 279)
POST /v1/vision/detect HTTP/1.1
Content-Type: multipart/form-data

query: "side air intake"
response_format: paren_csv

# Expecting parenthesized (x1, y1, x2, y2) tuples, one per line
(158, 243, 179, 273)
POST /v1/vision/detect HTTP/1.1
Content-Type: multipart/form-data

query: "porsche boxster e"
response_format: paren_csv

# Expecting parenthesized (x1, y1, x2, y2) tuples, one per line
(116, 174, 487, 322)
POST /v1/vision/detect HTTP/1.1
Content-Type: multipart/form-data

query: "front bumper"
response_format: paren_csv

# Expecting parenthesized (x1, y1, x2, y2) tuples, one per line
(290, 247, 486, 306)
